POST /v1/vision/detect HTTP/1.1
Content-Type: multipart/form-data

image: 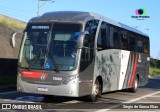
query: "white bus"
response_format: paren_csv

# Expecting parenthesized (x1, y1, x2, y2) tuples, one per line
(11, 11, 150, 101)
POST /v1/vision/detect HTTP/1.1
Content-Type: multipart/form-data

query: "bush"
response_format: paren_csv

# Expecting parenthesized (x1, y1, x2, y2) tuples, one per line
(149, 67, 160, 76)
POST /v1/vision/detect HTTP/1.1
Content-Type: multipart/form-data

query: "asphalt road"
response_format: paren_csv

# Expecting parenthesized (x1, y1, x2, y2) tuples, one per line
(0, 77, 160, 112)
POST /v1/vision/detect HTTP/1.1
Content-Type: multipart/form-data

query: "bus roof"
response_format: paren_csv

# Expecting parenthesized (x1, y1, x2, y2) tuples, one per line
(29, 11, 148, 37)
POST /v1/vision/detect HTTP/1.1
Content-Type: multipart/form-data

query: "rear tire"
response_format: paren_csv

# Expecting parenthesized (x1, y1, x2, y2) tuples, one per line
(130, 76, 139, 93)
(87, 79, 102, 102)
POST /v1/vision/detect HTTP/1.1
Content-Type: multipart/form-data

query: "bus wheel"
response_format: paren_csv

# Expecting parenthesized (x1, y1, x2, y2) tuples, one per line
(130, 76, 139, 93)
(88, 79, 101, 102)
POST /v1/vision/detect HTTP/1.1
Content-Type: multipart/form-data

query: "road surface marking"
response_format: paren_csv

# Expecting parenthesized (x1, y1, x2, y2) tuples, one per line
(147, 96, 160, 97)
(134, 102, 160, 103)
(15, 96, 43, 102)
(54, 100, 82, 106)
(62, 100, 82, 104)
(124, 91, 160, 103)
(95, 91, 160, 112)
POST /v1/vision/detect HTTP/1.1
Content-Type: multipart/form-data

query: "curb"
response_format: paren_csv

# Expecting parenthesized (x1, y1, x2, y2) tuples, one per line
(148, 75, 160, 79)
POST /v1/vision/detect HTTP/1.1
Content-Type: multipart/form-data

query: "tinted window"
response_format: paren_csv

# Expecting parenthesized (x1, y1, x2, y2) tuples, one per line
(110, 26, 120, 49)
(80, 20, 99, 72)
(135, 35, 143, 53)
(143, 37, 149, 54)
(97, 22, 110, 51)
(120, 30, 128, 50)
(81, 35, 90, 61)
(20, 23, 81, 71)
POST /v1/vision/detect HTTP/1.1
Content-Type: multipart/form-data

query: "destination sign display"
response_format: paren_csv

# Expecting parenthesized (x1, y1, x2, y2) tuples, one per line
(26, 23, 51, 31)
(31, 26, 50, 30)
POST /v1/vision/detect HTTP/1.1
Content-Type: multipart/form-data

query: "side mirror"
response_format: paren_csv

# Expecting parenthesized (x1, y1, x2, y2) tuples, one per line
(10, 30, 23, 48)
(83, 31, 89, 35)
(10, 32, 17, 48)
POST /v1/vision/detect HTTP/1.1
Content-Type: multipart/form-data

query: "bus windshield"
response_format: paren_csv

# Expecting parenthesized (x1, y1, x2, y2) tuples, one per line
(19, 23, 81, 71)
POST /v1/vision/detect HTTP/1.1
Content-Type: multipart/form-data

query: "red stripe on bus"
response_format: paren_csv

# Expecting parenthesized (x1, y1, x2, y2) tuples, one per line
(21, 71, 43, 78)
(129, 53, 138, 88)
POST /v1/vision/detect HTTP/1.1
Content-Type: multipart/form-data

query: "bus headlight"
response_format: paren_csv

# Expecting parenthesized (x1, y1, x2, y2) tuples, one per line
(62, 74, 79, 84)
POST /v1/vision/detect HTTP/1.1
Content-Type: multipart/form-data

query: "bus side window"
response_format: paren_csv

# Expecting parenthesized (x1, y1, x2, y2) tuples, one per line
(110, 26, 120, 49)
(80, 35, 90, 72)
(113, 33, 117, 48)
(136, 36, 143, 53)
(143, 45, 148, 53)
(81, 35, 90, 61)
(143, 38, 149, 54)
(129, 37, 135, 52)
(121, 34, 128, 50)
(97, 22, 109, 51)
(80, 20, 99, 72)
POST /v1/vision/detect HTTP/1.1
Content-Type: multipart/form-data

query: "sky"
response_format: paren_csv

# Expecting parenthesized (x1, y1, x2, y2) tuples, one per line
(0, 0, 159, 58)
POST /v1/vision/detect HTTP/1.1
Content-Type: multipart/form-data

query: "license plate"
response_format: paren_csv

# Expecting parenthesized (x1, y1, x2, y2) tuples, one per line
(37, 86, 48, 92)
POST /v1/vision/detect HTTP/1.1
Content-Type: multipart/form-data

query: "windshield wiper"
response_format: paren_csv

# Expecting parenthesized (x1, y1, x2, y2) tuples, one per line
(48, 52, 60, 72)
(29, 48, 42, 69)
(42, 31, 60, 72)
(42, 44, 60, 72)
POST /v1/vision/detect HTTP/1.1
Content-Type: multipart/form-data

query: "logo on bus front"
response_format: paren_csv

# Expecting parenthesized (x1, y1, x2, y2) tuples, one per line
(40, 73, 48, 80)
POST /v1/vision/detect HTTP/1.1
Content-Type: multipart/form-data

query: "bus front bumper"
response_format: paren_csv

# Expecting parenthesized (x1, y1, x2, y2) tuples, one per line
(17, 76, 92, 97)
(17, 77, 80, 97)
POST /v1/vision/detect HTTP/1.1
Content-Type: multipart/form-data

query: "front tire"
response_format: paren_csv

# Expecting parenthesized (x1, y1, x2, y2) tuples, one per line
(87, 79, 102, 102)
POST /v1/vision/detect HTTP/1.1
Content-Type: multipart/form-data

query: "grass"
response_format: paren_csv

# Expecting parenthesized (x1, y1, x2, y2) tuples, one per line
(0, 19, 25, 29)
(149, 67, 160, 76)
(0, 75, 16, 85)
